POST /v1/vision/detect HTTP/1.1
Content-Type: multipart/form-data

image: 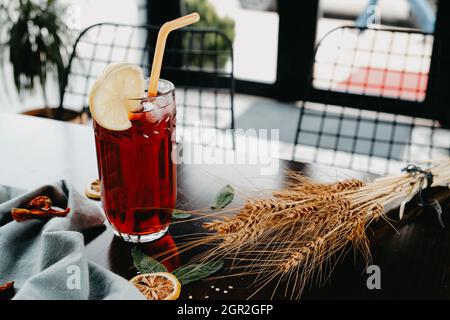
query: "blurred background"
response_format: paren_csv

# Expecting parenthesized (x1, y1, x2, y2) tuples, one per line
(1, 0, 449, 174)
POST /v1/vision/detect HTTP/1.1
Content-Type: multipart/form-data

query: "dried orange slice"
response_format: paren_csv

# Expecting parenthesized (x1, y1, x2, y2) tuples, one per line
(84, 179, 101, 200)
(130, 272, 181, 300)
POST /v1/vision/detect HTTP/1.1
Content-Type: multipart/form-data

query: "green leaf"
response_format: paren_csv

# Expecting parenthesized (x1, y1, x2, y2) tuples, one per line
(131, 247, 167, 274)
(211, 184, 235, 210)
(172, 210, 192, 220)
(173, 260, 224, 285)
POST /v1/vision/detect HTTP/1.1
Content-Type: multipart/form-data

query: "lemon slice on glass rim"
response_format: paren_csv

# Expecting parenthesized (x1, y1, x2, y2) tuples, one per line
(130, 272, 181, 300)
(89, 63, 145, 131)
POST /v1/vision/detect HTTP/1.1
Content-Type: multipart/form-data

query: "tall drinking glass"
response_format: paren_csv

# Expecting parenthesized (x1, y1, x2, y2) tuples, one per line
(94, 79, 176, 243)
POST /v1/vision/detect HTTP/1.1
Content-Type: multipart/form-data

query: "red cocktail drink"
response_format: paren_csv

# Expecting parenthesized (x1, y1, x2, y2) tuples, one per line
(94, 79, 176, 243)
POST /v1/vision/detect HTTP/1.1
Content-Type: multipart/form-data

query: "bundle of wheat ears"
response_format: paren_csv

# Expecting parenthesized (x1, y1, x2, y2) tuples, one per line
(176, 159, 450, 299)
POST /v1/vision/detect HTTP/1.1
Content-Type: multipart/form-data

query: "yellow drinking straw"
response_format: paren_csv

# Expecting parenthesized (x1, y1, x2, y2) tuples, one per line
(148, 12, 200, 97)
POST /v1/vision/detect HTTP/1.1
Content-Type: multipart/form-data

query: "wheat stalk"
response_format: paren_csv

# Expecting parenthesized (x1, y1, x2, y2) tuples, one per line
(185, 159, 450, 299)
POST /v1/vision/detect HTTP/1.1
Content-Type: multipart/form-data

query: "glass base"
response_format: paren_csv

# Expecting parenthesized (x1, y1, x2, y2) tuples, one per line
(111, 226, 169, 243)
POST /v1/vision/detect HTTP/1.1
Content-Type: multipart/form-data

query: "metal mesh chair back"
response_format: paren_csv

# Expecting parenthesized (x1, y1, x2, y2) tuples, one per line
(293, 26, 449, 174)
(60, 23, 235, 147)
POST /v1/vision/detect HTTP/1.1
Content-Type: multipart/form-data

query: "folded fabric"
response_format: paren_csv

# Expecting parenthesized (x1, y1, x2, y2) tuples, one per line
(0, 180, 145, 300)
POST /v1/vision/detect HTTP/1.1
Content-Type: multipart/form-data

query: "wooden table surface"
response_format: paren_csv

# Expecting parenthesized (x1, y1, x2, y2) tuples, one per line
(1, 113, 450, 300)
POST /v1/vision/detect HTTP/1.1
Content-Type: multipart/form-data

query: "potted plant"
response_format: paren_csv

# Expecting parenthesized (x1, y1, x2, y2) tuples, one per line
(0, 0, 79, 121)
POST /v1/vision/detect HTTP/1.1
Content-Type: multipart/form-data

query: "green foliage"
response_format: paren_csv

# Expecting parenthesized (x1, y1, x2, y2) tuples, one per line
(172, 260, 224, 285)
(183, 0, 235, 69)
(171, 210, 192, 220)
(211, 184, 235, 210)
(132, 247, 168, 273)
(132, 247, 224, 286)
(0, 0, 70, 104)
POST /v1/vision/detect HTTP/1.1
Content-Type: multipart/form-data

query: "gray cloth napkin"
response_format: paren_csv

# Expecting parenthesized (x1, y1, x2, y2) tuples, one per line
(0, 180, 145, 300)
